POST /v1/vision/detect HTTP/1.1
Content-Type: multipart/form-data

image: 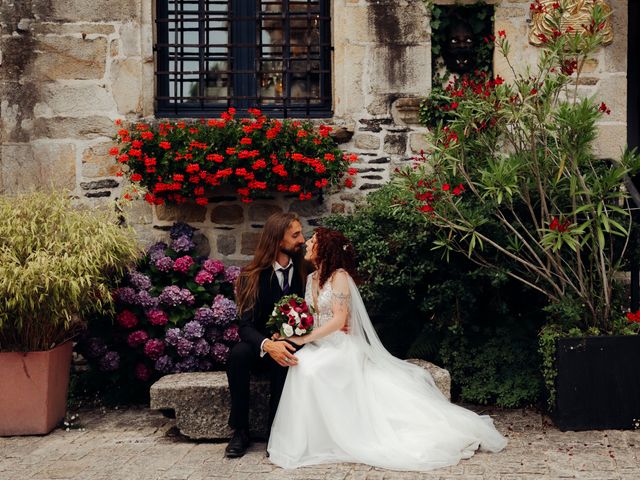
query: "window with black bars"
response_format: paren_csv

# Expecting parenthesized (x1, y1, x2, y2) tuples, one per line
(155, 0, 332, 117)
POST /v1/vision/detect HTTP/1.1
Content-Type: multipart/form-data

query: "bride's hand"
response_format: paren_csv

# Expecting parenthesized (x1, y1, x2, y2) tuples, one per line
(287, 335, 306, 346)
(271, 332, 282, 340)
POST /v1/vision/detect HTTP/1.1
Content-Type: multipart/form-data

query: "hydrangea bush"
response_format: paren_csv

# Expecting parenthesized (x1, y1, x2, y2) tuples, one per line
(78, 222, 241, 386)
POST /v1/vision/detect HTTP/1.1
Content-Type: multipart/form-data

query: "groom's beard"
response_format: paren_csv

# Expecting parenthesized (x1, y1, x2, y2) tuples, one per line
(280, 245, 303, 258)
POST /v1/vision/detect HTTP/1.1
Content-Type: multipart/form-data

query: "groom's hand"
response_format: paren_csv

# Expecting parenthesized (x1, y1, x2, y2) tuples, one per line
(263, 339, 298, 367)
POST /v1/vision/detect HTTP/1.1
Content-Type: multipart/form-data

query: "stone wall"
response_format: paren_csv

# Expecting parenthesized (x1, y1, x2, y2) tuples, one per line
(0, 0, 629, 263)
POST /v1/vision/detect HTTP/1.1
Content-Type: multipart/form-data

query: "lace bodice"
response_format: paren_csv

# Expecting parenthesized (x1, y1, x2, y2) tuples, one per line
(305, 272, 335, 328)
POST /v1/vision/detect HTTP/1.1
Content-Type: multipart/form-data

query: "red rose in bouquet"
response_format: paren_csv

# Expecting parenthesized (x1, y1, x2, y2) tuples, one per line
(266, 295, 315, 338)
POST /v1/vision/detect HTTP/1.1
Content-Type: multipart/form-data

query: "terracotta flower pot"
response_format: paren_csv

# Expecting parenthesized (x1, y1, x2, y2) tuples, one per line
(0, 341, 73, 436)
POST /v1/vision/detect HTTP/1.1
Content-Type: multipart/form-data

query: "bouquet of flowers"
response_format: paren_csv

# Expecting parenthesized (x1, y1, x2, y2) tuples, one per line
(267, 295, 314, 338)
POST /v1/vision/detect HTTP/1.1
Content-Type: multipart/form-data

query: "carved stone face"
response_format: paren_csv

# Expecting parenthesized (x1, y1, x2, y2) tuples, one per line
(444, 22, 475, 73)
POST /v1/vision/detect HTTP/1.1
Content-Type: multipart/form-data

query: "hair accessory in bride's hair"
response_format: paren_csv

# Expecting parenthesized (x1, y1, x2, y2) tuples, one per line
(342, 244, 348, 251)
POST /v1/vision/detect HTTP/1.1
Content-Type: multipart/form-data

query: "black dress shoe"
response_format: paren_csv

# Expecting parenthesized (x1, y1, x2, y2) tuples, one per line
(225, 429, 250, 458)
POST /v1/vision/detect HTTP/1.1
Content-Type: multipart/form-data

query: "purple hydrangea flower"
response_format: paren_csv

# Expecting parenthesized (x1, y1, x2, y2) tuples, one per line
(194, 307, 215, 326)
(147, 309, 169, 326)
(173, 256, 195, 273)
(154, 256, 174, 272)
(170, 222, 195, 240)
(128, 270, 152, 291)
(165, 328, 181, 346)
(223, 266, 241, 284)
(197, 359, 213, 371)
(127, 330, 149, 348)
(136, 290, 158, 309)
(176, 337, 194, 357)
(174, 356, 197, 372)
(205, 327, 222, 344)
(223, 324, 240, 343)
(211, 342, 230, 365)
(99, 351, 121, 372)
(144, 338, 166, 361)
(194, 269, 214, 285)
(194, 338, 211, 357)
(114, 287, 137, 304)
(84, 337, 107, 359)
(170, 235, 195, 253)
(182, 320, 204, 340)
(159, 286, 195, 307)
(148, 242, 168, 262)
(154, 355, 174, 374)
(212, 294, 237, 327)
(203, 259, 225, 276)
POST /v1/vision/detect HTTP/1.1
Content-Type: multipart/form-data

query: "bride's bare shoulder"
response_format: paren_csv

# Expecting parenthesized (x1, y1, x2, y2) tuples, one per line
(330, 269, 351, 289)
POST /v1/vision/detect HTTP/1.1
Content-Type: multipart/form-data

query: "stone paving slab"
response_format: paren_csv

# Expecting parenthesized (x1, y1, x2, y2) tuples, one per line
(0, 406, 639, 480)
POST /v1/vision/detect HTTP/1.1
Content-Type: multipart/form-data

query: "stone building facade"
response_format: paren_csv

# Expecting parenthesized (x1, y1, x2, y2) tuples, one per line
(0, 0, 630, 262)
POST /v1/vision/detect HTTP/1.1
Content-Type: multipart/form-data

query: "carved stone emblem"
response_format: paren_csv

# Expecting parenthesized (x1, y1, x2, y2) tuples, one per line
(529, 0, 613, 46)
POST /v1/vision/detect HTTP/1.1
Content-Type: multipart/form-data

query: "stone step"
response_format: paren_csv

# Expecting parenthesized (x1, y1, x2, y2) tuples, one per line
(149, 359, 451, 440)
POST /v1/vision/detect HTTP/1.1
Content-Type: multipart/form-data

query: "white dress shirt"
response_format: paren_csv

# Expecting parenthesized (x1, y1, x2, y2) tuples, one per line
(260, 259, 294, 357)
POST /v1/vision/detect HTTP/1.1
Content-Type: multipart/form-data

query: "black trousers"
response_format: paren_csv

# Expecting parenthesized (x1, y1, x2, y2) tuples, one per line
(226, 341, 289, 431)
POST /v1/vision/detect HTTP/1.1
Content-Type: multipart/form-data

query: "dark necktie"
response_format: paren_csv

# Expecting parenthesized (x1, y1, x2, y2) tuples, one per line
(281, 265, 292, 294)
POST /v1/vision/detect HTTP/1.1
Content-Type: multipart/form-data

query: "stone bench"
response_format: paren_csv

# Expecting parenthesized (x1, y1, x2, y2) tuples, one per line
(149, 359, 451, 440)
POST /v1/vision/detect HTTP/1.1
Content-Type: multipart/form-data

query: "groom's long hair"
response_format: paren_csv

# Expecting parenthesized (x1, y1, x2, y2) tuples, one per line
(235, 212, 307, 314)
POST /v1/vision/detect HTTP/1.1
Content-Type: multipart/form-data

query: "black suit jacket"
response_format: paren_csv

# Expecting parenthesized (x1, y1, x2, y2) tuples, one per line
(238, 266, 306, 356)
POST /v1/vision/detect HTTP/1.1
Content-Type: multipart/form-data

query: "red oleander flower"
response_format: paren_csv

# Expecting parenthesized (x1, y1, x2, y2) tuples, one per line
(626, 311, 640, 323)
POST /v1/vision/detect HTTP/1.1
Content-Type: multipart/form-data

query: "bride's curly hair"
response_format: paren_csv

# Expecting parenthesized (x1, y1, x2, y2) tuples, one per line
(314, 227, 359, 288)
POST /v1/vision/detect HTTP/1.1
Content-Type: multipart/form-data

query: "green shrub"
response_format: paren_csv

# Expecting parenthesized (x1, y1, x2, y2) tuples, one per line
(325, 182, 545, 407)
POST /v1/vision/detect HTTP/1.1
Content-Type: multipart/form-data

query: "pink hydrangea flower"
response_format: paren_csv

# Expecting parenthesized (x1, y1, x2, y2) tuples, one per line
(203, 259, 225, 275)
(146, 309, 169, 326)
(143, 338, 165, 360)
(195, 269, 214, 285)
(117, 310, 138, 329)
(127, 330, 149, 347)
(134, 362, 151, 381)
(173, 255, 195, 273)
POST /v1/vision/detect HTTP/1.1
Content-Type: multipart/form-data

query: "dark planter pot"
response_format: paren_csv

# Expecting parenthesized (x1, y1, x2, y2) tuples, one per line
(553, 335, 640, 431)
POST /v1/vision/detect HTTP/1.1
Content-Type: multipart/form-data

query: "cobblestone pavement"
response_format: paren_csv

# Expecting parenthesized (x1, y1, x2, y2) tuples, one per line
(1, 406, 639, 480)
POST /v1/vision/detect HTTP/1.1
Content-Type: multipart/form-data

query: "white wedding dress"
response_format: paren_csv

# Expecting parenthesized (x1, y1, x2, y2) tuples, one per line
(267, 271, 507, 471)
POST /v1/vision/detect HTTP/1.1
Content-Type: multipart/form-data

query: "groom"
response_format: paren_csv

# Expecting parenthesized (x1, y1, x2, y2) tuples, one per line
(225, 212, 308, 458)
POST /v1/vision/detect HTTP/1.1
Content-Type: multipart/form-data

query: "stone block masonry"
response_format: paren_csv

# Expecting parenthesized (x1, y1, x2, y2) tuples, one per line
(0, 0, 629, 260)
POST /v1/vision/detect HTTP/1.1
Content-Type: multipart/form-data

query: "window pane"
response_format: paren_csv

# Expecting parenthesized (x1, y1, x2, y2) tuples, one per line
(286, 1, 321, 103)
(166, 0, 230, 105)
(156, 0, 331, 116)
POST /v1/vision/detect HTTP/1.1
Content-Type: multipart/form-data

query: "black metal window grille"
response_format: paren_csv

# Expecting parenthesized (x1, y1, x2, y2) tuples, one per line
(155, 0, 332, 117)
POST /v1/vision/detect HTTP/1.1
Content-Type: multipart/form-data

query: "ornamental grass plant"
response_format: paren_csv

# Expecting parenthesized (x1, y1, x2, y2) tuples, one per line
(0, 191, 140, 352)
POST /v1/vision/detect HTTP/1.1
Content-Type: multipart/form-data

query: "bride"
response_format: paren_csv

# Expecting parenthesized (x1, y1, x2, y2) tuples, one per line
(267, 228, 507, 471)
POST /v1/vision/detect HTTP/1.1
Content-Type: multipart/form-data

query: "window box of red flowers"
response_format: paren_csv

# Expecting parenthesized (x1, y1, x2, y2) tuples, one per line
(110, 109, 358, 206)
